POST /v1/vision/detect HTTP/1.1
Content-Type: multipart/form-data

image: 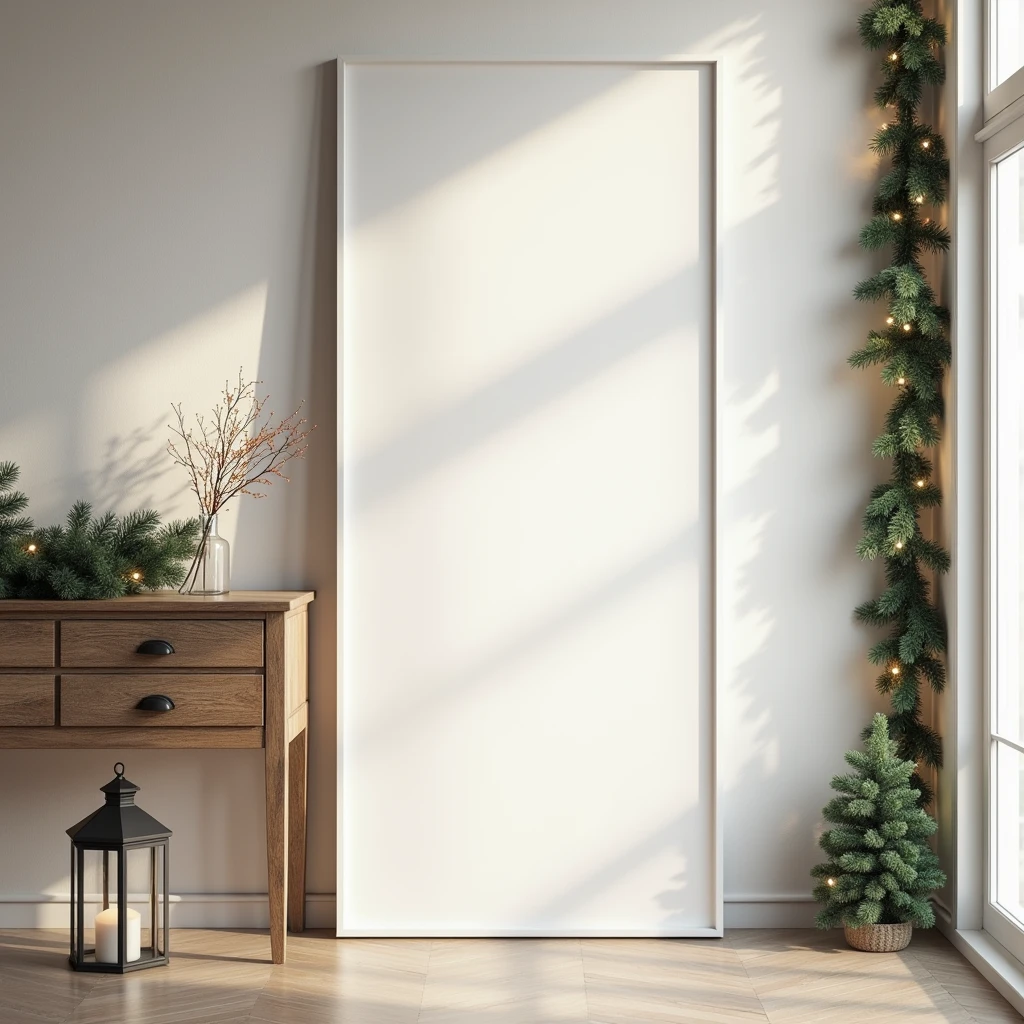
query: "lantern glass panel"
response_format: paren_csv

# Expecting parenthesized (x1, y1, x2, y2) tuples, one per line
(125, 845, 167, 963)
(69, 846, 77, 963)
(156, 844, 167, 957)
(78, 848, 124, 966)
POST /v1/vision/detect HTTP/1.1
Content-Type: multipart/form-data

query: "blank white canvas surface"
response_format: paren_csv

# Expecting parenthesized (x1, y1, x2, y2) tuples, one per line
(340, 62, 715, 935)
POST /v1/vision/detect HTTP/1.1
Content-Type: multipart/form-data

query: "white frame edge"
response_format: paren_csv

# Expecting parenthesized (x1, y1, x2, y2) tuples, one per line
(335, 55, 726, 939)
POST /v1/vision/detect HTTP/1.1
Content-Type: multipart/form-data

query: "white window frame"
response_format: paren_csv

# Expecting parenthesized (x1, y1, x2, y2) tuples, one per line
(984, 110, 1024, 963)
(984, 0, 1024, 128)
(935, 0, 1024, 1015)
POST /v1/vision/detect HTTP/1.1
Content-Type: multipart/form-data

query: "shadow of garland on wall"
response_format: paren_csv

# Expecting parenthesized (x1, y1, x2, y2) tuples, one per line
(0, 461, 200, 599)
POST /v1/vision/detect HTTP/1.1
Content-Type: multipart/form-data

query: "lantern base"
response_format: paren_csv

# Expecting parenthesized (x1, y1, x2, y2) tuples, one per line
(69, 952, 168, 973)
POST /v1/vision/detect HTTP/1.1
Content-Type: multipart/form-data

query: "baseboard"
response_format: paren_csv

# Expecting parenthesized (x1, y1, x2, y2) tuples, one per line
(724, 894, 818, 928)
(0, 892, 816, 932)
(0, 893, 337, 930)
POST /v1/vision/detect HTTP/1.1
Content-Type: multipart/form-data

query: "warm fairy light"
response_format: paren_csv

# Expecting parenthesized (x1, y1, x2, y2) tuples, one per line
(897, 377, 906, 385)
(26, 543, 36, 554)
(886, 316, 895, 325)
(130, 571, 142, 582)
(923, 217, 931, 224)
(921, 140, 931, 149)
(915, 195, 925, 204)
(889, 52, 899, 61)
(892, 212, 902, 221)
(916, 479, 925, 488)
(903, 323, 912, 332)
(827, 878, 836, 887)
(891, 664, 901, 675)
(895, 541, 904, 550)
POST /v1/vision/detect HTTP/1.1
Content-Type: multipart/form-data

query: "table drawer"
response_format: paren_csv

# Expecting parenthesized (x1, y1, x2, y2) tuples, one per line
(60, 674, 264, 727)
(0, 675, 55, 725)
(61, 620, 264, 668)
(0, 621, 55, 667)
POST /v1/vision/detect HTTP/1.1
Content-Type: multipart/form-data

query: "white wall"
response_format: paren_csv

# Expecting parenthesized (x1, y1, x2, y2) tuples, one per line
(0, 0, 890, 928)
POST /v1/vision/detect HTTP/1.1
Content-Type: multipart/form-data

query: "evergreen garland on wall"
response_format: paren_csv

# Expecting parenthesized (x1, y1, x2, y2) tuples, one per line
(851, 0, 951, 803)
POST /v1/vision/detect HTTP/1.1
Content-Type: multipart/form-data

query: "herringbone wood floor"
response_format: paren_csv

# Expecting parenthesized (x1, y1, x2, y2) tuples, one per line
(0, 927, 1019, 1023)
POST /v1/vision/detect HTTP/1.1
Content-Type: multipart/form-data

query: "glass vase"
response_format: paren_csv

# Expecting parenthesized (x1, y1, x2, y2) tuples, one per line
(183, 514, 230, 595)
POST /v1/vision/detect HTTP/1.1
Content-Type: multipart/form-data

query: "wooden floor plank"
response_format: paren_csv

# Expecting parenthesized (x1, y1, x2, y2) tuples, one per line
(420, 938, 589, 1023)
(725, 928, 1013, 1024)
(0, 927, 1016, 1023)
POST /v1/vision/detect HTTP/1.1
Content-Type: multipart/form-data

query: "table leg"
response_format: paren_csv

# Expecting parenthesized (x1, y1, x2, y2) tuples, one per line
(266, 736, 288, 964)
(288, 725, 308, 932)
(266, 614, 289, 964)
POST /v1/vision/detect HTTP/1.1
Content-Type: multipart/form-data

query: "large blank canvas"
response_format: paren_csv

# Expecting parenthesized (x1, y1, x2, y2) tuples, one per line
(339, 62, 716, 935)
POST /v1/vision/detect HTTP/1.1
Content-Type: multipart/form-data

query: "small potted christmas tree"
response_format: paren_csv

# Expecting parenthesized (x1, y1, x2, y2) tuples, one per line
(811, 713, 946, 952)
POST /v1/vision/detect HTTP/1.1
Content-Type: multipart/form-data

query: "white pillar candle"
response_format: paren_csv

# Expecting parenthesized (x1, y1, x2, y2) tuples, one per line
(94, 907, 141, 963)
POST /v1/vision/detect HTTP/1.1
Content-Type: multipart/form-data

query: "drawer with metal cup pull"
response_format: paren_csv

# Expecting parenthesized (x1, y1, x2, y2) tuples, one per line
(59, 675, 264, 727)
(60, 620, 264, 668)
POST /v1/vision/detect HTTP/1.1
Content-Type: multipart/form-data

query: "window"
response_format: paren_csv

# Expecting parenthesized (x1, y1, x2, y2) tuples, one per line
(993, 0, 1024, 87)
(987, 93, 1024, 960)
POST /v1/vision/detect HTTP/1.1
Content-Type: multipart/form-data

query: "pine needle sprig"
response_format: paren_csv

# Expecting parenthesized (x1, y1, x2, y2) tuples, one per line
(851, 0, 950, 805)
(0, 463, 201, 600)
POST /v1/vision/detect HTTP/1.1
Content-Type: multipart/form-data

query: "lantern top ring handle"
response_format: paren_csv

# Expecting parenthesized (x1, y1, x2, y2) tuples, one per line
(114, 762, 125, 777)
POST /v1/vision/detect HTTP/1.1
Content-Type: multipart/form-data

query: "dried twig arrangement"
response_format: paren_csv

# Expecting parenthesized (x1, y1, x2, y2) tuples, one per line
(168, 371, 313, 591)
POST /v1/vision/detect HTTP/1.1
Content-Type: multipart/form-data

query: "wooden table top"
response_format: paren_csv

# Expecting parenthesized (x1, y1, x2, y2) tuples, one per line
(0, 591, 315, 614)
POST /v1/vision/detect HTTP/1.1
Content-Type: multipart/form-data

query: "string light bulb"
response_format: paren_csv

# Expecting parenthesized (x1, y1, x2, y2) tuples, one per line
(889, 51, 899, 61)
(916, 479, 926, 488)
(26, 543, 37, 554)
(895, 541, 904, 550)
(923, 217, 931, 225)
(915, 195, 925, 204)
(827, 878, 836, 887)
(903, 323, 912, 332)
(921, 139, 931, 149)
(891, 664, 901, 676)
(897, 377, 906, 385)
(892, 212, 903, 221)
(129, 571, 142, 582)
(886, 316, 895, 325)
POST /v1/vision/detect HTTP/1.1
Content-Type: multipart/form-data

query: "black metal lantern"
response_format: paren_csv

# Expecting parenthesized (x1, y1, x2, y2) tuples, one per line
(67, 763, 171, 973)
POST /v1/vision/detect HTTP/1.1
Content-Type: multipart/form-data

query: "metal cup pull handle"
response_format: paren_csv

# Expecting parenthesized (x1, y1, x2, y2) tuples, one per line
(136, 695, 175, 712)
(136, 640, 175, 656)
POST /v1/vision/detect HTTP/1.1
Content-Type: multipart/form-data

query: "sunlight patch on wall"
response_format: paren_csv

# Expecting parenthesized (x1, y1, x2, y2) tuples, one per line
(671, 17, 781, 229)
(720, 370, 781, 789)
(80, 282, 269, 538)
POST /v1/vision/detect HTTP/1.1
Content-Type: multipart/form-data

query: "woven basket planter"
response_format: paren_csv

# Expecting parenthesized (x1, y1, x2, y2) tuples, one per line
(844, 922, 913, 952)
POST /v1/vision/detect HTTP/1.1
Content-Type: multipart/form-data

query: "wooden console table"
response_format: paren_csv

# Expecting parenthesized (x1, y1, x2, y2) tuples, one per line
(0, 590, 314, 964)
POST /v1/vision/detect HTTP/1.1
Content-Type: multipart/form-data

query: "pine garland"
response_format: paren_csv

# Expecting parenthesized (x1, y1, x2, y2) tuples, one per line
(0, 462, 201, 600)
(851, 1, 951, 803)
(812, 713, 946, 928)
